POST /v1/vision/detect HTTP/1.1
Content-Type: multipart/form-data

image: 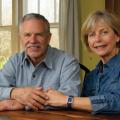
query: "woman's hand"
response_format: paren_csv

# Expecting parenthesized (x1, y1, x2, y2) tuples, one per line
(45, 88, 67, 107)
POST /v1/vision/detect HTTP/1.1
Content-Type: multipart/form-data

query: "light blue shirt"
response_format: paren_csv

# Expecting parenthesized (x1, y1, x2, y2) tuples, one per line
(0, 46, 80, 100)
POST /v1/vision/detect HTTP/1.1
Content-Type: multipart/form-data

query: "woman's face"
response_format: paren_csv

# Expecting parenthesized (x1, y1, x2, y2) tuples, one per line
(88, 20, 120, 63)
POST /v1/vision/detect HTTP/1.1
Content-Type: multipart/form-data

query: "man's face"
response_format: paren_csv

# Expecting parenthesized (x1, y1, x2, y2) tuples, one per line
(20, 19, 51, 63)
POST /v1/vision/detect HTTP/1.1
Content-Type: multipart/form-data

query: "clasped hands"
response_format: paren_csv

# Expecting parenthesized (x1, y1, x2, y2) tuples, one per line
(9, 87, 48, 111)
(4, 87, 66, 111)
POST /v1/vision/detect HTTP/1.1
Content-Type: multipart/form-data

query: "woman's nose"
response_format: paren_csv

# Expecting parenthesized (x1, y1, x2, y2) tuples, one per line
(94, 34, 101, 42)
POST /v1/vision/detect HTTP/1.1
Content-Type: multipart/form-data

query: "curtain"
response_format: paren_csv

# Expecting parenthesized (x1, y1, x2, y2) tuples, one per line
(59, 0, 80, 60)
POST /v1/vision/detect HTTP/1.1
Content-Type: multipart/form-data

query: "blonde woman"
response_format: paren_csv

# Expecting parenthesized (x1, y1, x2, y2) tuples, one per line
(45, 11, 120, 114)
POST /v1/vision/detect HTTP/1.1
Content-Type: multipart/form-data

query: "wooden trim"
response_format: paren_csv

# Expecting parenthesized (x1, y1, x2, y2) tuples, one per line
(105, 0, 120, 16)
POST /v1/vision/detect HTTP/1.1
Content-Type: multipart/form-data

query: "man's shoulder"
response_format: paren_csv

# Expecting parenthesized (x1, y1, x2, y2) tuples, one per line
(49, 47, 79, 68)
(50, 47, 76, 60)
(9, 51, 25, 63)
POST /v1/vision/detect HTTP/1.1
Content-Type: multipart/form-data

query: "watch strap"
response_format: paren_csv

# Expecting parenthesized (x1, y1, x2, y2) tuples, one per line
(67, 96, 73, 108)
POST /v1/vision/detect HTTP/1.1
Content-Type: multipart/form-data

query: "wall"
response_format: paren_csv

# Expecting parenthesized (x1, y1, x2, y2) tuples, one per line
(79, 0, 105, 70)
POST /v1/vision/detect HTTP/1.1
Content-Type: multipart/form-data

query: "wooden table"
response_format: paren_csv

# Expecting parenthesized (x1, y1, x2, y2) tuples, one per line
(0, 110, 120, 120)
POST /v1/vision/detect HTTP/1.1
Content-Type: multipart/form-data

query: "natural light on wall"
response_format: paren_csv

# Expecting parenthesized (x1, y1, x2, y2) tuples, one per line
(23, 0, 60, 48)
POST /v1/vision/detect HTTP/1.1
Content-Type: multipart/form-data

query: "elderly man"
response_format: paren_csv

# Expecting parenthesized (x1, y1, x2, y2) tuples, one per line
(0, 13, 80, 111)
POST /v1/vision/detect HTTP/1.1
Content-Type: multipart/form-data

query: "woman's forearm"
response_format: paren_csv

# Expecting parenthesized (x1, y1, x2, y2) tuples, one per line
(72, 97, 93, 112)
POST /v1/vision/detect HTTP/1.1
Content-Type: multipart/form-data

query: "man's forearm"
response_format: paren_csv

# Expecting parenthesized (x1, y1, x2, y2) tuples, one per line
(10, 87, 24, 100)
(0, 100, 8, 111)
(0, 99, 24, 111)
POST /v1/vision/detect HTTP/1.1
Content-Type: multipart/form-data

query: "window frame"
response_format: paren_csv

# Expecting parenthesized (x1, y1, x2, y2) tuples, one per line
(22, 0, 60, 48)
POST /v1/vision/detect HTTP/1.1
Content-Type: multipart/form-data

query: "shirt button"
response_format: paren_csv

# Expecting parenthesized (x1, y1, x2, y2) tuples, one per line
(33, 74, 36, 78)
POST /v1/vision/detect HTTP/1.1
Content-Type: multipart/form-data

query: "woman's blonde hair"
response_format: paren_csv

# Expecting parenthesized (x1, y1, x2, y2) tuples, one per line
(81, 10, 120, 50)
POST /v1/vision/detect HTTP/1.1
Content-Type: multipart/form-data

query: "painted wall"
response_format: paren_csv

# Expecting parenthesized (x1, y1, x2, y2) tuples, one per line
(79, 0, 105, 70)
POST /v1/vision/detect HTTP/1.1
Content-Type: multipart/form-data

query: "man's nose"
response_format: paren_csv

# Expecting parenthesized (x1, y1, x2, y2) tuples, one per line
(30, 34, 36, 43)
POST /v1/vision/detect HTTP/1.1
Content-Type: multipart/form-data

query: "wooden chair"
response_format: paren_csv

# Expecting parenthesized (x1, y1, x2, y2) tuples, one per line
(79, 63, 90, 79)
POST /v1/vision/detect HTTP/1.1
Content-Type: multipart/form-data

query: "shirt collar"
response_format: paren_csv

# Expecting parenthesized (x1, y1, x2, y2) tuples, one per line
(42, 45, 53, 69)
(20, 52, 29, 66)
(96, 53, 120, 74)
(21, 45, 53, 69)
(104, 53, 120, 68)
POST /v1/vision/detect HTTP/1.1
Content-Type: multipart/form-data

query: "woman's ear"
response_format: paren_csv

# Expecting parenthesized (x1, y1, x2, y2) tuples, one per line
(116, 39, 120, 48)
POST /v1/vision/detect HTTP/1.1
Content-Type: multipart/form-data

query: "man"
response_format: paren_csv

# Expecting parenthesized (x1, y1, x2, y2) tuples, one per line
(0, 13, 80, 111)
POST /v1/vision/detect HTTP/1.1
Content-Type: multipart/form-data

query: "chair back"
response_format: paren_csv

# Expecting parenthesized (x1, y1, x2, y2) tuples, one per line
(79, 63, 90, 79)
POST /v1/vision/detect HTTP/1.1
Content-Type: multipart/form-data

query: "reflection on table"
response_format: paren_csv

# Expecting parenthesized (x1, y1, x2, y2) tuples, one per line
(0, 110, 120, 120)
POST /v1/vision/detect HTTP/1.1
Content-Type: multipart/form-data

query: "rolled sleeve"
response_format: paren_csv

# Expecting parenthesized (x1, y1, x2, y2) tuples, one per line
(0, 87, 13, 100)
(0, 55, 16, 100)
(89, 95, 108, 114)
(89, 93, 120, 114)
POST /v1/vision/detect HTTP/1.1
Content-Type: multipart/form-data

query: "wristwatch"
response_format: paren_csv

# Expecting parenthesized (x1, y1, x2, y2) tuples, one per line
(67, 96, 74, 108)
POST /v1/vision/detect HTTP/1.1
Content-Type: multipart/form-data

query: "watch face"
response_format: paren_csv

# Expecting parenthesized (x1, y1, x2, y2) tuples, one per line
(67, 96, 73, 108)
(68, 96, 73, 103)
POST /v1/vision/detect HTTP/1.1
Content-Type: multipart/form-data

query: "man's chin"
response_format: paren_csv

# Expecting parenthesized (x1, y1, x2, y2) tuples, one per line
(28, 53, 43, 59)
(28, 54, 41, 58)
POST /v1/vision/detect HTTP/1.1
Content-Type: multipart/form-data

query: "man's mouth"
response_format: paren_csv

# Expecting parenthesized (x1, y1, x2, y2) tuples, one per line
(27, 44, 40, 49)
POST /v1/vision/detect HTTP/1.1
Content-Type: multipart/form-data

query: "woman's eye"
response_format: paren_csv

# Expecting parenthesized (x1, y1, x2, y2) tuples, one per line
(101, 31, 108, 35)
(88, 33, 94, 37)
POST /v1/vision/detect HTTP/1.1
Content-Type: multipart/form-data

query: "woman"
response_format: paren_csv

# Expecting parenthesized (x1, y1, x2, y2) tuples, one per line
(45, 11, 120, 114)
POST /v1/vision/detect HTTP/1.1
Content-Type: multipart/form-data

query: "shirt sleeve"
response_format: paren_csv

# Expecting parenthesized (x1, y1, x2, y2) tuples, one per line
(58, 55, 81, 97)
(0, 87, 14, 100)
(0, 56, 16, 100)
(89, 92, 120, 114)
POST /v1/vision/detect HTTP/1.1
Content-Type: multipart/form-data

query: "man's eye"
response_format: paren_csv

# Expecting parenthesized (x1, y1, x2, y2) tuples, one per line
(36, 33, 43, 36)
(24, 33, 31, 37)
(36, 33, 45, 37)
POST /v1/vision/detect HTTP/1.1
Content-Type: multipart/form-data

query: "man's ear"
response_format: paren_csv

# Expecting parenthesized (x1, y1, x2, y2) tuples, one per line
(48, 33, 52, 43)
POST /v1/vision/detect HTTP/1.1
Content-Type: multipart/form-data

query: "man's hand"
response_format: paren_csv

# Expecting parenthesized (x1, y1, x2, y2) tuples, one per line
(11, 87, 48, 111)
(0, 100, 24, 111)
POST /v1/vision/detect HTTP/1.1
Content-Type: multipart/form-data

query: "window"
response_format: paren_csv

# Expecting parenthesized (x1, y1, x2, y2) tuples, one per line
(0, 0, 12, 68)
(23, 0, 60, 48)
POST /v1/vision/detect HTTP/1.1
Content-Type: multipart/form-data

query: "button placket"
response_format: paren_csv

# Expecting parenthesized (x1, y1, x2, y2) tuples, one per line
(95, 74, 102, 94)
